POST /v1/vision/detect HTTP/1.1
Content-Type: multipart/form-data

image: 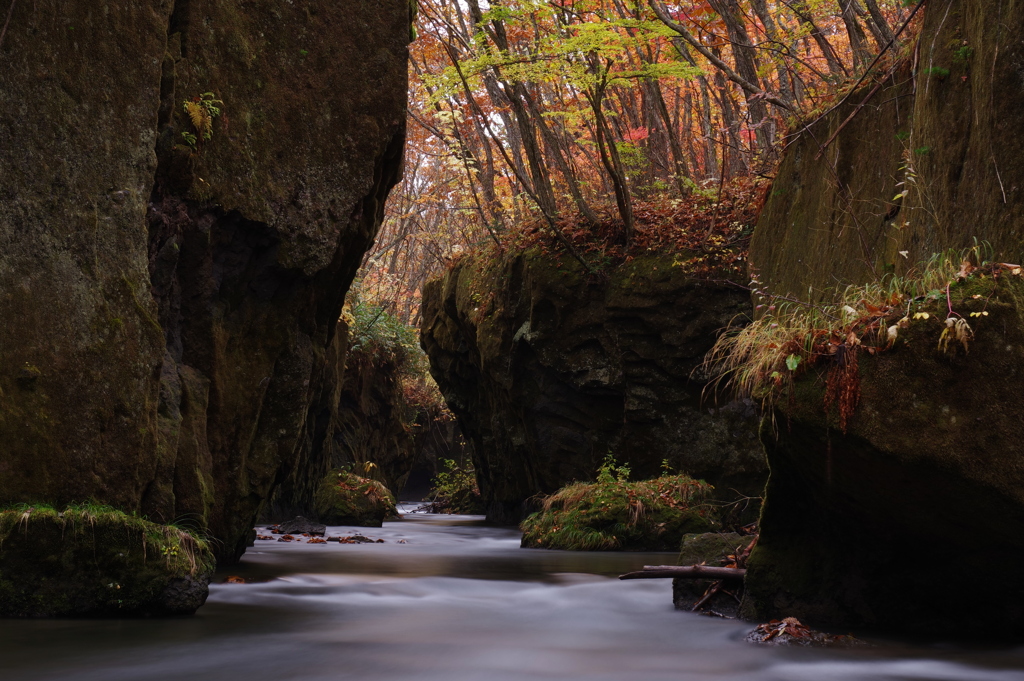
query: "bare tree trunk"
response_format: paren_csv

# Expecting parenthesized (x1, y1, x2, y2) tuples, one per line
(750, 0, 796, 104)
(477, 2, 559, 217)
(708, 0, 775, 151)
(644, 78, 691, 195)
(524, 86, 601, 225)
(587, 74, 635, 243)
(789, 0, 849, 77)
(861, 0, 896, 46)
(838, 0, 874, 70)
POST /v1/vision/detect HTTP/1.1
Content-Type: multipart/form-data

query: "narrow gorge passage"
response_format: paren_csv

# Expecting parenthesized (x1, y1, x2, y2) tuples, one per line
(4, 508, 1024, 681)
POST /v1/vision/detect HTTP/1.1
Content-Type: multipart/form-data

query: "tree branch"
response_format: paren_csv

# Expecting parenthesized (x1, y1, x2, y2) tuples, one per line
(619, 565, 747, 580)
(647, 0, 793, 111)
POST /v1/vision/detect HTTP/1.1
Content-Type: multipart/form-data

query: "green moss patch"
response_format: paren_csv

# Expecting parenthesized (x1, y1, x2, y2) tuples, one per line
(0, 504, 215, 617)
(314, 471, 397, 527)
(520, 463, 719, 551)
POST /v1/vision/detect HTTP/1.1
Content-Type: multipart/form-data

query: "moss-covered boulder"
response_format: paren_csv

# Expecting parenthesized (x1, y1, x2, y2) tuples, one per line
(0, 506, 214, 617)
(421, 247, 767, 523)
(520, 470, 719, 551)
(677, 532, 746, 567)
(314, 471, 397, 527)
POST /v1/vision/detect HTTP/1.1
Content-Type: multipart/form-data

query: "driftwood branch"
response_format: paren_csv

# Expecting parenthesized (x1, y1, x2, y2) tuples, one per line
(618, 565, 747, 580)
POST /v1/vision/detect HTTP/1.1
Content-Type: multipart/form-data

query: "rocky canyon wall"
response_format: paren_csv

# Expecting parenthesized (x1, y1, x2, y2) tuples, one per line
(743, 0, 1024, 636)
(421, 249, 767, 524)
(0, 1, 410, 562)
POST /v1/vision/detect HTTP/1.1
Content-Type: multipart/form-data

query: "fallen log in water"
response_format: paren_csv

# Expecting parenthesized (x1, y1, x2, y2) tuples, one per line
(618, 565, 747, 580)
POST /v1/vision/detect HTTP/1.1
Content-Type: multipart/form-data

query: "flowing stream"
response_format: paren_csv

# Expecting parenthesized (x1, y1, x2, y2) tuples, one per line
(3, 505, 1024, 681)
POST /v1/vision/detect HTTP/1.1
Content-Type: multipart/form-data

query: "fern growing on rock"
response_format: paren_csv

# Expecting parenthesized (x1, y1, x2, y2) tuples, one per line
(181, 92, 223, 149)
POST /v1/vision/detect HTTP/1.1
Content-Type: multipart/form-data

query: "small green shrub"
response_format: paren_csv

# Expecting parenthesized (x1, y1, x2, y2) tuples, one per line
(314, 470, 397, 527)
(428, 458, 484, 514)
(344, 296, 424, 371)
(520, 457, 719, 551)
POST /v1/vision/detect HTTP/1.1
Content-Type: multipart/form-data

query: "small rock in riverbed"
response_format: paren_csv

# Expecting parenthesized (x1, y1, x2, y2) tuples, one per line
(277, 517, 327, 536)
(746, 618, 868, 647)
(324, 535, 385, 544)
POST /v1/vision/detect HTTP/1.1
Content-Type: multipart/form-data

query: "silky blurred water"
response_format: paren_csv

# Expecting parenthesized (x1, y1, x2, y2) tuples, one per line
(2, 504, 1024, 681)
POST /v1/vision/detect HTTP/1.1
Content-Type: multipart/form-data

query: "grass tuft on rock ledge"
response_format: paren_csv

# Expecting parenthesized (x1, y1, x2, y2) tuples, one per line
(314, 469, 398, 527)
(0, 503, 215, 617)
(520, 458, 720, 551)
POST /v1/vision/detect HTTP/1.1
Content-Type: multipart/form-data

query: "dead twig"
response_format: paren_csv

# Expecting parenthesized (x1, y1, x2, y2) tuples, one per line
(691, 580, 725, 610)
(0, 0, 17, 53)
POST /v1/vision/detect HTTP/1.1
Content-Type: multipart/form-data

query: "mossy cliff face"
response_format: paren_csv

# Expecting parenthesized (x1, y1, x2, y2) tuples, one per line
(751, 0, 1024, 298)
(268, 339, 428, 520)
(0, 2, 410, 564)
(0, 3, 169, 517)
(266, 329, 462, 518)
(742, 278, 1024, 636)
(265, 342, 416, 520)
(743, 0, 1024, 638)
(421, 249, 767, 524)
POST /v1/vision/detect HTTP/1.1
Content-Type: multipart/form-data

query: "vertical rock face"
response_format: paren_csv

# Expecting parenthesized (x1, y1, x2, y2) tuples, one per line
(0, 2, 171, 513)
(0, 1, 410, 562)
(421, 249, 767, 524)
(740, 279, 1024, 636)
(750, 0, 1024, 298)
(265, 342, 419, 520)
(329, 347, 419, 496)
(743, 0, 1024, 636)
